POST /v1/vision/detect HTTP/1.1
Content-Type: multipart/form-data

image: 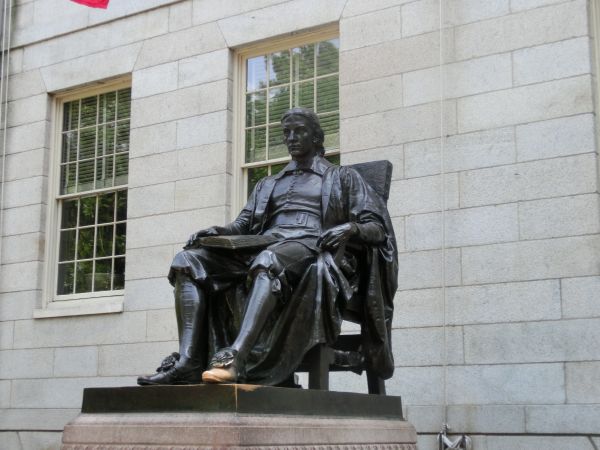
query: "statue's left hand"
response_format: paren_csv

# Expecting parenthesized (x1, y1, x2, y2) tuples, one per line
(317, 223, 357, 250)
(184, 226, 220, 249)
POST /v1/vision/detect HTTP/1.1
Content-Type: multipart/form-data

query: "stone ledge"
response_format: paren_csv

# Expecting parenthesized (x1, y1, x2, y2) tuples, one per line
(62, 412, 417, 449)
(81, 384, 404, 419)
(62, 385, 417, 449)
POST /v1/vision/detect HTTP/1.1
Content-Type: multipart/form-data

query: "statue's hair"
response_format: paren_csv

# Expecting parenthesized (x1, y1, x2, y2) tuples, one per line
(281, 107, 325, 155)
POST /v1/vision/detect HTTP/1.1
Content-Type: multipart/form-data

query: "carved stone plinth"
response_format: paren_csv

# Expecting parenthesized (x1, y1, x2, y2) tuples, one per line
(61, 384, 418, 449)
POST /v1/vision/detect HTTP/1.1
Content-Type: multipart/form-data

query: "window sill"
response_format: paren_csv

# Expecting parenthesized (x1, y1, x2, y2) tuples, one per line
(34, 295, 124, 319)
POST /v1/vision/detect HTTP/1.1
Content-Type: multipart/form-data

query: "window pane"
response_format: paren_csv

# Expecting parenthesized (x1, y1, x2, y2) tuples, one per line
(80, 96, 98, 128)
(268, 86, 290, 123)
(316, 75, 338, 114)
(61, 199, 78, 229)
(94, 259, 112, 291)
(77, 159, 95, 192)
(116, 190, 127, 221)
(321, 113, 340, 150)
(75, 260, 93, 293)
(292, 81, 314, 109)
(247, 56, 268, 92)
(96, 156, 114, 189)
(77, 227, 94, 260)
(245, 127, 266, 163)
(292, 43, 315, 81)
(116, 120, 130, 153)
(246, 91, 267, 127)
(269, 50, 290, 86)
(96, 225, 113, 258)
(114, 153, 128, 185)
(61, 131, 77, 163)
(97, 123, 115, 157)
(316, 38, 339, 76)
(57, 263, 75, 295)
(113, 257, 125, 290)
(97, 192, 115, 223)
(268, 124, 287, 160)
(115, 223, 126, 255)
(116, 89, 131, 120)
(79, 126, 96, 160)
(59, 230, 76, 262)
(60, 163, 76, 195)
(325, 153, 340, 165)
(63, 100, 80, 131)
(99, 91, 116, 123)
(247, 166, 268, 195)
(79, 196, 96, 226)
(270, 163, 286, 176)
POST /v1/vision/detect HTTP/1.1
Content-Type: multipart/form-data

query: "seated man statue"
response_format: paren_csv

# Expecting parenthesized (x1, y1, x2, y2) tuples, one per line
(138, 107, 398, 386)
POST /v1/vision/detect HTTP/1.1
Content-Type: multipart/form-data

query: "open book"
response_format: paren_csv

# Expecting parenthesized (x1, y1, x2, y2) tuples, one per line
(194, 234, 280, 250)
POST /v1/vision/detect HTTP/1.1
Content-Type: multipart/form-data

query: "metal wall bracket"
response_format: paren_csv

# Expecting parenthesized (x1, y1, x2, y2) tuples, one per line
(438, 424, 473, 450)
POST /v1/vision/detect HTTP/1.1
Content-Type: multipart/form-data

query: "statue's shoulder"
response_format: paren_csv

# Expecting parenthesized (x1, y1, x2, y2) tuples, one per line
(331, 162, 364, 181)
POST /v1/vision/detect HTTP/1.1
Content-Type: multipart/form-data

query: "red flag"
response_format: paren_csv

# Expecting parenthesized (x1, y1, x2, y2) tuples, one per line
(70, 0, 109, 8)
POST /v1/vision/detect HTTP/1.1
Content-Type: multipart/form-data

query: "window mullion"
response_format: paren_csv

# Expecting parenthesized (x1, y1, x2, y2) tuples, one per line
(111, 192, 117, 290)
(74, 100, 81, 194)
(72, 199, 80, 295)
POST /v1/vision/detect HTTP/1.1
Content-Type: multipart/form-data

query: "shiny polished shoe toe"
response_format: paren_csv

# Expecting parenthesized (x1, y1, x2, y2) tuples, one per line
(201, 366, 237, 383)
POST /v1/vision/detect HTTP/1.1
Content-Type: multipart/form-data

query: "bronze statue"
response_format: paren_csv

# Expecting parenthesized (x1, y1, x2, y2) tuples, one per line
(137, 107, 398, 386)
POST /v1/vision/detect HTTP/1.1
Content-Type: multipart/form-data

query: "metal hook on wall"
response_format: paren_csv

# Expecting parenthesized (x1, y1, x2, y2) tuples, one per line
(438, 424, 473, 450)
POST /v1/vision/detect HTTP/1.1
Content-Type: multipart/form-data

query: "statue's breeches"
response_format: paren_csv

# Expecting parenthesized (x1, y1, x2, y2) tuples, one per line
(168, 239, 318, 292)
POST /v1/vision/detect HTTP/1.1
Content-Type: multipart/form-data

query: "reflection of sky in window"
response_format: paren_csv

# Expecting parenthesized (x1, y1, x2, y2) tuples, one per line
(247, 56, 267, 92)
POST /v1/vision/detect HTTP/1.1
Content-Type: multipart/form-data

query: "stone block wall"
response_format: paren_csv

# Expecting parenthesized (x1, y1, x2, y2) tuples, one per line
(337, 0, 600, 448)
(0, 0, 599, 449)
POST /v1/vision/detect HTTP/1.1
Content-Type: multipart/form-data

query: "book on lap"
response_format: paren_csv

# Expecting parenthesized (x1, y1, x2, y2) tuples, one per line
(194, 235, 280, 250)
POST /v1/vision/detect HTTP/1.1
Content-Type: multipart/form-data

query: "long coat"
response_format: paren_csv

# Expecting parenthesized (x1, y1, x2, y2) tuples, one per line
(208, 157, 398, 385)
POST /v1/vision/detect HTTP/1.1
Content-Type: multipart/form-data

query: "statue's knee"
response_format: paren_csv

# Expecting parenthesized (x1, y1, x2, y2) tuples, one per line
(249, 250, 284, 296)
(251, 249, 283, 278)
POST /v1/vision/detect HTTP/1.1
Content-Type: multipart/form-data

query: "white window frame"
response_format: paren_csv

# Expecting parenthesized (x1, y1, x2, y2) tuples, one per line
(36, 78, 131, 319)
(232, 25, 340, 213)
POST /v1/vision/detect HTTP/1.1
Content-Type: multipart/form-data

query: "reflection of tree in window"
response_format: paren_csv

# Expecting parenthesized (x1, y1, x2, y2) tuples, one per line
(244, 38, 340, 195)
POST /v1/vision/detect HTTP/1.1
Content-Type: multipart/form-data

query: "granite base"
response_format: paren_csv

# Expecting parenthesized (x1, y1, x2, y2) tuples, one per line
(61, 384, 418, 449)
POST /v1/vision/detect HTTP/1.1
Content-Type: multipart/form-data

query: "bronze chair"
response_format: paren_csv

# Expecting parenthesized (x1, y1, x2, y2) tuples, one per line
(296, 160, 394, 395)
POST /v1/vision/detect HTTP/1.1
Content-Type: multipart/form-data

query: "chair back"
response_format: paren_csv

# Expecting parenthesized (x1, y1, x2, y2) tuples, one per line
(348, 160, 393, 202)
(342, 160, 393, 324)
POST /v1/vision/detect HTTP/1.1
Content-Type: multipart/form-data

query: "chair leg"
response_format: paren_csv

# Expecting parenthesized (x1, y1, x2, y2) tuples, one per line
(366, 370, 386, 395)
(307, 344, 331, 390)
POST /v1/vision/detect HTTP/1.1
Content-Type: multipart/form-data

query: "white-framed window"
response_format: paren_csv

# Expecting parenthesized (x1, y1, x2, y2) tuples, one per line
(38, 80, 131, 317)
(234, 27, 340, 207)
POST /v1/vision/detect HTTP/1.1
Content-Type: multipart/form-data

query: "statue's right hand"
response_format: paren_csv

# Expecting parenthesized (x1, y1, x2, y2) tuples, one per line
(185, 227, 220, 249)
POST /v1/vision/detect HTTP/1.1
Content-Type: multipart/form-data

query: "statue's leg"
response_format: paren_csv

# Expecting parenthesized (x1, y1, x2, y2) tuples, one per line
(201, 269, 277, 383)
(137, 272, 206, 385)
(232, 270, 278, 359)
(202, 242, 316, 384)
(174, 272, 207, 370)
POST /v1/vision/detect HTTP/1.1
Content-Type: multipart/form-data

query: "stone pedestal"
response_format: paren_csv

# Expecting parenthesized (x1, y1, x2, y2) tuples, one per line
(61, 384, 418, 449)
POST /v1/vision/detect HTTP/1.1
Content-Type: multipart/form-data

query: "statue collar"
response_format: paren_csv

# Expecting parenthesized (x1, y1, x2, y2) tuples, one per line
(274, 156, 332, 179)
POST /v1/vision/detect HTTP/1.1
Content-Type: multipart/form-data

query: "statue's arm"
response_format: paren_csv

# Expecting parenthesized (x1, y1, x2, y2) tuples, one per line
(317, 216, 384, 250)
(318, 167, 386, 250)
(352, 215, 385, 244)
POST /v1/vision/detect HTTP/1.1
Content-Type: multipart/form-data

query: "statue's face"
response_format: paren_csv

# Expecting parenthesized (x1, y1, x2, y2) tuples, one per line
(282, 114, 316, 160)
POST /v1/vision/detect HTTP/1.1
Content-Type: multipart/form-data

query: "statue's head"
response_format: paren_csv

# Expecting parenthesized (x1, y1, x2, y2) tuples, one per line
(281, 107, 325, 159)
